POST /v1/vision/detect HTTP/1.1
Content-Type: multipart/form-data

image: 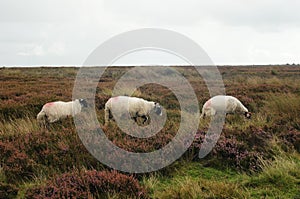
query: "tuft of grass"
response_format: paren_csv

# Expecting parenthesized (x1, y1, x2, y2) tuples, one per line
(243, 154, 300, 198)
(154, 176, 248, 199)
(144, 154, 300, 199)
(271, 69, 278, 75)
(223, 111, 270, 133)
(264, 93, 300, 130)
(0, 116, 39, 136)
(143, 161, 248, 199)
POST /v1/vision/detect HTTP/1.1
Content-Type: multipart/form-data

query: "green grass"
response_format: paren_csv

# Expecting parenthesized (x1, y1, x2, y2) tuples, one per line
(244, 153, 300, 198)
(0, 116, 39, 136)
(143, 153, 300, 199)
(143, 161, 248, 198)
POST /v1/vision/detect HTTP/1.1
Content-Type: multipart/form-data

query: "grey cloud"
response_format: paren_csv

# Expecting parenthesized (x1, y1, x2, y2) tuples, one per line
(210, 0, 300, 30)
(102, 0, 205, 27)
(0, 0, 82, 22)
(104, 0, 300, 30)
(0, 0, 300, 66)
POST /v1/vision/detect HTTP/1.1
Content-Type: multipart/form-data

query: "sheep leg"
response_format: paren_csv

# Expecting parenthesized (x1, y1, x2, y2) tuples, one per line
(41, 115, 50, 130)
(132, 116, 138, 123)
(200, 111, 205, 119)
(45, 119, 50, 130)
(104, 108, 111, 125)
(48, 116, 58, 123)
(142, 115, 148, 124)
(38, 118, 46, 129)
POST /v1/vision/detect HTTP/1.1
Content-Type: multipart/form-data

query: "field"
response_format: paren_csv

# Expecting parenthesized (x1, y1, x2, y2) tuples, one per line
(0, 65, 300, 198)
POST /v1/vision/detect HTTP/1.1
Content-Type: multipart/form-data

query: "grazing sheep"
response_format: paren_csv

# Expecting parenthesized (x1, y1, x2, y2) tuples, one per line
(104, 96, 162, 125)
(37, 99, 88, 125)
(200, 95, 251, 119)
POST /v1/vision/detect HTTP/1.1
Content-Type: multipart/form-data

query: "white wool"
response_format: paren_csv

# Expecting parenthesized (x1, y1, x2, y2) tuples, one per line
(104, 96, 161, 124)
(37, 99, 82, 123)
(200, 95, 249, 118)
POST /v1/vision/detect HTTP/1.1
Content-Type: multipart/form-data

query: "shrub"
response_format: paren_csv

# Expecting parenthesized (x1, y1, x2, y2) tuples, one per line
(0, 130, 101, 182)
(239, 126, 273, 153)
(191, 126, 273, 171)
(271, 70, 278, 75)
(25, 170, 147, 199)
(0, 182, 18, 199)
(212, 135, 261, 171)
(279, 129, 300, 152)
(0, 141, 35, 182)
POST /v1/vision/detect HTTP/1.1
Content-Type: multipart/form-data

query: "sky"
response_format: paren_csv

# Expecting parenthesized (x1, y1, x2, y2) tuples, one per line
(1, 0, 300, 66)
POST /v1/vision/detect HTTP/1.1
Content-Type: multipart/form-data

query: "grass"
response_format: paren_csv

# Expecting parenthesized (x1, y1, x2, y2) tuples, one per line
(143, 153, 300, 199)
(142, 161, 248, 198)
(244, 153, 300, 198)
(0, 65, 300, 198)
(264, 93, 300, 130)
(0, 116, 39, 135)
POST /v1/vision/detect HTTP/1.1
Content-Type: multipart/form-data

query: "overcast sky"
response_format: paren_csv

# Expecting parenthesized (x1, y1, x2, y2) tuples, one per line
(1, 0, 300, 66)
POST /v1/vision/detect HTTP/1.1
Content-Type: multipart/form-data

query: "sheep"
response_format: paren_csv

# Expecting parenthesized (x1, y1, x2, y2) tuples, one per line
(200, 95, 251, 119)
(104, 96, 162, 125)
(37, 99, 88, 125)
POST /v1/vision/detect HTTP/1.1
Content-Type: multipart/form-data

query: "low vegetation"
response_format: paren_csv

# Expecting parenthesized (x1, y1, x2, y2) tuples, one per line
(0, 65, 299, 198)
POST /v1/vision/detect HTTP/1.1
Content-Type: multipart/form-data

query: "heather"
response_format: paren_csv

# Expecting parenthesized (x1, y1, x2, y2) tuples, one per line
(0, 65, 299, 198)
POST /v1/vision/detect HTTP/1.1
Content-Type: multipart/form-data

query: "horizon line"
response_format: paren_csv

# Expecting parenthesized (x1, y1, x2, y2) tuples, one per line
(1, 63, 300, 68)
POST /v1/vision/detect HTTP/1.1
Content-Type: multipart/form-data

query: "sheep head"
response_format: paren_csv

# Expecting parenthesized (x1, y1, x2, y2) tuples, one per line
(79, 99, 88, 108)
(245, 112, 251, 119)
(154, 102, 162, 116)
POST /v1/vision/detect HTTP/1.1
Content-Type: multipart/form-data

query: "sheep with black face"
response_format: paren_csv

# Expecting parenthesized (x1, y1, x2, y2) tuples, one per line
(104, 96, 162, 125)
(37, 99, 88, 125)
(200, 95, 251, 119)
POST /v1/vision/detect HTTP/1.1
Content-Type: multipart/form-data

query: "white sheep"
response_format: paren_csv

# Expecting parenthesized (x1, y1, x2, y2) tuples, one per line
(37, 99, 88, 124)
(104, 96, 162, 125)
(200, 95, 251, 119)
